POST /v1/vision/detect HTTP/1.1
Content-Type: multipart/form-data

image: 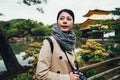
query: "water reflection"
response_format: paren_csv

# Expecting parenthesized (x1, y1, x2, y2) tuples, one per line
(0, 52, 32, 72)
(0, 59, 6, 71)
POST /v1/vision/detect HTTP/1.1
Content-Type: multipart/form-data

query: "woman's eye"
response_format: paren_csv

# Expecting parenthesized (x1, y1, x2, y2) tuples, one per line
(67, 18, 72, 21)
(60, 17, 64, 20)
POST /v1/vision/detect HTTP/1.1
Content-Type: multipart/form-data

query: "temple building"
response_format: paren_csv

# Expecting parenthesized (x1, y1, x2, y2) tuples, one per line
(79, 9, 111, 38)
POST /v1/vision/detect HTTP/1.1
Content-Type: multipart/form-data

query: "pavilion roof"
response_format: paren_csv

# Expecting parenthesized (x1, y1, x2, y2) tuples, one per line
(79, 19, 120, 30)
(83, 9, 111, 17)
(79, 19, 94, 27)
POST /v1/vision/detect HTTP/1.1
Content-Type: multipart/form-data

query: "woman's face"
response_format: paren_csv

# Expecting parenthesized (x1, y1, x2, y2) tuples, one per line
(57, 12, 74, 32)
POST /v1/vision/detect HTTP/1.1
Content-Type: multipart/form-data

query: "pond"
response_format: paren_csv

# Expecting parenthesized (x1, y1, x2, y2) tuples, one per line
(0, 41, 33, 72)
(0, 52, 32, 72)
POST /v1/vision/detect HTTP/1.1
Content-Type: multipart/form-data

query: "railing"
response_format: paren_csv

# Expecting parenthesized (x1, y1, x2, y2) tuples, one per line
(79, 56, 120, 80)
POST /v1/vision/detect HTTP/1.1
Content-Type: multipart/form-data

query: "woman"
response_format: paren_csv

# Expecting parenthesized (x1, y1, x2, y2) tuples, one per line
(36, 9, 80, 80)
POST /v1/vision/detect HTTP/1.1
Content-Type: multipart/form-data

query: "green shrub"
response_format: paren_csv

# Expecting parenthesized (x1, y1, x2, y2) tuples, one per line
(22, 42, 42, 79)
(77, 39, 109, 64)
(105, 43, 120, 58)
(13, 72, 32, 80)
(85, 69, 97, 77)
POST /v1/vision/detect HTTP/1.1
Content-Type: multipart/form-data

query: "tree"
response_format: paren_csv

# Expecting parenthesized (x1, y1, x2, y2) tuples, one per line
(23, 0, 47, 13)
(0, 0, 47, 76)
(0, 13, 3, 16)
(0, 27, 22, 72)
(73, 24, 82, 47)
(77, 39, 109, 64)
(0, 19, 45, 76)
(31, 25, 51, 36)
(110, 8, 120, 43)
(23, 0, 47, 5)
(111, 8, 120, 18)
(14, 19, 40, 36)
(90, 20, 111, 44)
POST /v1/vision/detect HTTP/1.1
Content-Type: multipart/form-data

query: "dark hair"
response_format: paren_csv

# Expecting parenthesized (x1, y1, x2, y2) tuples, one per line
(57, 9, 75, 22)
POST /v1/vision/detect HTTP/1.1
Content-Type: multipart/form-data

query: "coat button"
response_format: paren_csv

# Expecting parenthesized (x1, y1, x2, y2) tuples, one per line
(59, 56, 62, 60)
(57, 71, 60, 74)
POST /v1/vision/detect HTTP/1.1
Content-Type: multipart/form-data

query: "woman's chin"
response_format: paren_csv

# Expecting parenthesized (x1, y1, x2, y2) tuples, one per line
(61, 29, 69, 32)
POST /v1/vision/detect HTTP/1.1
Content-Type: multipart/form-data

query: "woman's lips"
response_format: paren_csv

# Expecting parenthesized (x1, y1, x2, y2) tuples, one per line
(61, 25, 68, 28)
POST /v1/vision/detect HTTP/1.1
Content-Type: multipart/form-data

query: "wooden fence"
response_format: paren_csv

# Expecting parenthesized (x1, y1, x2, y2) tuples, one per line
(79, 56, 120, 80)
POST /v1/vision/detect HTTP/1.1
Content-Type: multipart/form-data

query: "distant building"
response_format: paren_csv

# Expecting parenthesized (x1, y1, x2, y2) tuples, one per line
(79, 9, 111, 38)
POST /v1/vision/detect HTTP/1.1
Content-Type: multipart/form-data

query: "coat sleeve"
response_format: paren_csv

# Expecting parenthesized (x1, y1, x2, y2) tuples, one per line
(36, 39, 70, 80)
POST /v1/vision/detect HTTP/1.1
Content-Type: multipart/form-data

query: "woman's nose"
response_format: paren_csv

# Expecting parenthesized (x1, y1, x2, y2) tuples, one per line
(63, 21, 67, 24)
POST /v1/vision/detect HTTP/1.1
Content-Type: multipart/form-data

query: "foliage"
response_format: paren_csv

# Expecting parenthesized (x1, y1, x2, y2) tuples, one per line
(23, 0, 47, 6)
(73, 24, 82, 47)
(111, 8, 120, 18)
(77, 39, 109, 63)
(15, 19, 40, 36)
(109, 8, 120, 43)
(105, 43, 120, 58)
(73, 24, 82, 39)
(85, 69, 97, 78)
(0, 19, 48, 38)
(6, 28, 20, 36)
(23, 0, 47, 13)
(31, 25, 51, 36)
(0, 13, 3, 16)
(0, 21, 10, 34)
(13, 72, 32, 80)
(74, 56, 85, 67)
(89, 20, 112, 39)
(109, 22, 120, 43)
(22, 42, 42, 79)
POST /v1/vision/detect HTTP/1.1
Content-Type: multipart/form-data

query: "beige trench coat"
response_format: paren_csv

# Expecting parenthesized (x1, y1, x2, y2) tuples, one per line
(36, 36, 75, 80)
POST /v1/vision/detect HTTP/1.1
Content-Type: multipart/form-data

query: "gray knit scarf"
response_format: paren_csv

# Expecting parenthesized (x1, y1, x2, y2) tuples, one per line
(52, 25, 76, 51)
